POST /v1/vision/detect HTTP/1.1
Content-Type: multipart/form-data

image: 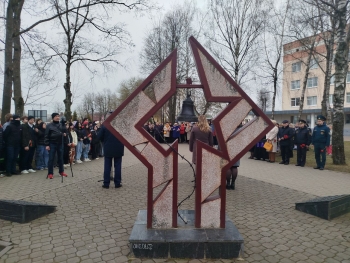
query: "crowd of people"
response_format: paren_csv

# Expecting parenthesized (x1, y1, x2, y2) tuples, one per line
(144, 121, 193, 144)
(0, 110, 330, 190)
(250, 115, 331, 170)
(0, 113, 105, 178)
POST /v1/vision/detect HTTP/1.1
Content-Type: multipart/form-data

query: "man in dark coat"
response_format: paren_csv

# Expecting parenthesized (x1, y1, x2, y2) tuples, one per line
(278, 120, 295, 165)
(98, 123, 125, 189)
(312, 115, 330, 170)
(294, 120, 312, 167)
(45, 113, 68, 179)
(3, 115, 21, 176)
(20, 115, 37, 174)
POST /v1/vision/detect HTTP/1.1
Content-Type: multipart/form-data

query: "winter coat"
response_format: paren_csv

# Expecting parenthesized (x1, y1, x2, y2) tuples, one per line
(172, 125, 180, 138)
(180, 124, 185, 135)
(44, 121, 67, 145)
(36, 123, 46, 146)
(98, 125, 124, 158)
(70, 130, 78, 145)
(189, 126, 213, 164)
(312, 124, 330, 146)
(22, 123, 36, 148)
(91, 130, 100, 145)
(82, 129, 91, 145)
(266, 126, 279, 153)
(163, 125, 171, 138)
(3, 120, 22, 147)
(294, 127, 312, 145)
(278, 126, 295, 146)
(185, 125, 192, 139)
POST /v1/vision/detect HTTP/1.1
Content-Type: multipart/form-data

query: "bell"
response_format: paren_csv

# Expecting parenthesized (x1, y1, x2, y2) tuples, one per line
(177, 92, 198, 122)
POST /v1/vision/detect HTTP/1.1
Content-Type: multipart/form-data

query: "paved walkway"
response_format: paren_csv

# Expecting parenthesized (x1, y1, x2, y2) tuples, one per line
(0, 143, 349, 263)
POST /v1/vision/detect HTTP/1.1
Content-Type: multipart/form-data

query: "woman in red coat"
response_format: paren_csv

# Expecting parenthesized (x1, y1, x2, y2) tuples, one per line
(189, 115, 213, 164)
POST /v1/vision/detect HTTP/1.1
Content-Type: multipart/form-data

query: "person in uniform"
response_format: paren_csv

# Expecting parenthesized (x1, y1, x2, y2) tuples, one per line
(278, 120, 294, 165)
(311, 115, 330, 170)
(294, 120, 311, 167)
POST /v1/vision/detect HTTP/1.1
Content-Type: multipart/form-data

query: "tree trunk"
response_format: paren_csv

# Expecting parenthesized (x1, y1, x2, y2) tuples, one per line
(271, 68, 277, 120)
(321, 24, 335, 124)
(12, 0, 24, 116)
(2, 1, 15, 124)
(168, 91, 177, 123)
(298, 40, 315, 120)
(332, 0, 347, 165)
(64, 62, 72, 120)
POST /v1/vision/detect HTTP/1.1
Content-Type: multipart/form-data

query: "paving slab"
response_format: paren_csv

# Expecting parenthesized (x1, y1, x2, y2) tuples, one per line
(0, 143, 349, 263)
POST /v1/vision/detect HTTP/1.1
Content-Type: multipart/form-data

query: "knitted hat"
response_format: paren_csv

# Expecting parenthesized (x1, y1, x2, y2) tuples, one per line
(51, 113, 59, 119)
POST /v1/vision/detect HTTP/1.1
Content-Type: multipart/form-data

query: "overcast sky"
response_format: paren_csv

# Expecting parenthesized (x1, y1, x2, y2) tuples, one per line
(1, 0, 280, 115)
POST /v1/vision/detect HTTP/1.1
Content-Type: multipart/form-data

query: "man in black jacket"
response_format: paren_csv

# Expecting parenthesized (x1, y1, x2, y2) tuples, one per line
(278, 120, 295, 165)
(294, 120, 312, 167)
(45, 113, 68, 179)
(20, 116, 37, 174)
(3, 115, 21, 176)
(98, 118, 124, 189)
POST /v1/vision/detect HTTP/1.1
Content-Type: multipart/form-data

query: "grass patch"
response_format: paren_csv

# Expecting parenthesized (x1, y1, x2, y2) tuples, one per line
(275, 141, 350, 173)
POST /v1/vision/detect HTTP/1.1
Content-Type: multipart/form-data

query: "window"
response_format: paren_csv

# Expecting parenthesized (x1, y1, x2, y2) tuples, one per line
(329, 94, 333, 105)
(307, 77, 318, 88)
(292, 62, 301, 72)
(291, 98, 300, 107)
(306, 114, 311, 124)
(310, 58, 318, 69)
(291, 80, 300, 90)
(307, 96, 317, 106)
(347, 72, 350, 83)
(347, 93, 350, 103)
(330, 75, 334, 85)
(346, 114, 350, 124)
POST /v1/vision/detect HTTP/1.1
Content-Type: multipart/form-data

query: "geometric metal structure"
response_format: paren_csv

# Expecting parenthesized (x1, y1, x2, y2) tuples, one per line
(104, 36, 274, 229)
(189, 37, 274, 228)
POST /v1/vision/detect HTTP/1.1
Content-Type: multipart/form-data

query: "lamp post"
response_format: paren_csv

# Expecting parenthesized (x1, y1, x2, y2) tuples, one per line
(261, 93, 267, 113)
(91, 101, 94, 122)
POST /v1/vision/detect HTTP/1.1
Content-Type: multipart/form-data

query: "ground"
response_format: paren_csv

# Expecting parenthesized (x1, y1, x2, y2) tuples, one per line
(0, 143, 349, 263)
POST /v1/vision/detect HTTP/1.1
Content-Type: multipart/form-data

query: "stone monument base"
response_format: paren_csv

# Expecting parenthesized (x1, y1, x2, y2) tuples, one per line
(129, 210, 244, 259)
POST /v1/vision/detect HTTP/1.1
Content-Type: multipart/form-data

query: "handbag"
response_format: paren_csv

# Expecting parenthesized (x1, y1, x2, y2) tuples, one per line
(263, 141, 273, 152)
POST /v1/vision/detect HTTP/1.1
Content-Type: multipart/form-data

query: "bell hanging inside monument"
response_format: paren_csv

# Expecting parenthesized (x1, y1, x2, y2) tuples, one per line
(177, 91, 198, 123)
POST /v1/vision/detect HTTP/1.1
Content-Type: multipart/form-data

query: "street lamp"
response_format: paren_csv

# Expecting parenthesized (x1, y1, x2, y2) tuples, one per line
(261, 93, 267, 112)
(91, 100, 94, 122)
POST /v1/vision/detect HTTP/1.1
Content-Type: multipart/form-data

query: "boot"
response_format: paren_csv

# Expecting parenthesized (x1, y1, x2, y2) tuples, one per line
(226, 179, 231, 190)
(270, 152, 275, 163)
(230, 182, 235, 190)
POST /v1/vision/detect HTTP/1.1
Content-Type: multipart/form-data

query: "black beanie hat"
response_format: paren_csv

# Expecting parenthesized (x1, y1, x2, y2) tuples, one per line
(51, 113, 59, 119)
(12, 114, 20, 120)
(28, 116, 35, 121)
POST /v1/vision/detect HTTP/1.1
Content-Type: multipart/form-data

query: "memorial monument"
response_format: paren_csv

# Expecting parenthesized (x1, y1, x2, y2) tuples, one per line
(103, 37, 274, 259)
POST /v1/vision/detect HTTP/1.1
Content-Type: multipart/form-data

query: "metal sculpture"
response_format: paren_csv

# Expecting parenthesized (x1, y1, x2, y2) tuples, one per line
(104, 36, 274, 229)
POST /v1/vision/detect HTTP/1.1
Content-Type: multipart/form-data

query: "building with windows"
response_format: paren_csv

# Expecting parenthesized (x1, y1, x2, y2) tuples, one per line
(266, 36, 350, 133)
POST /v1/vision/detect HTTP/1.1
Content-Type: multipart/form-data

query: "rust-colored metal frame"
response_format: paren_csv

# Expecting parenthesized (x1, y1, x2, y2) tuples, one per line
(104, 36, 274, 229)
(189, 36, 274, 228)
(104, 50, 178, 228)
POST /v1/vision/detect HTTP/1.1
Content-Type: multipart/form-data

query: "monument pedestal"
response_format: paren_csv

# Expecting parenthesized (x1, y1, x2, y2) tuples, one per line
(129, 210, 244, 259)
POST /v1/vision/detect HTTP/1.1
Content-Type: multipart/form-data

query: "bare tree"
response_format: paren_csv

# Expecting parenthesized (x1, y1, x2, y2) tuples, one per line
(260, 0, 290, 119)
(205, 0, 269, 86)
(140, 2, 198, 123)
(1, 0, 153, 123)
(52, 101, 64, 113)
(304, 0, 349, 164)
